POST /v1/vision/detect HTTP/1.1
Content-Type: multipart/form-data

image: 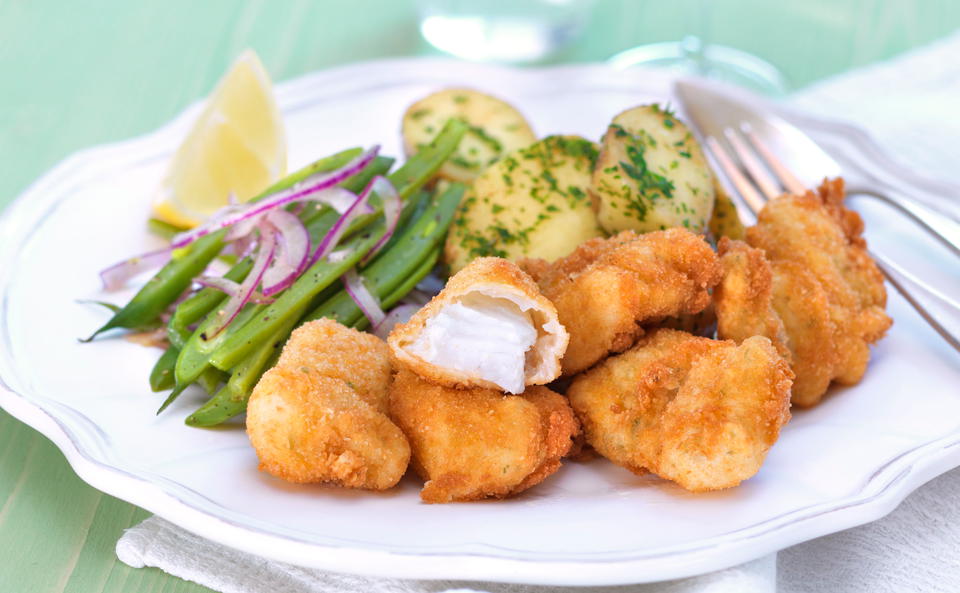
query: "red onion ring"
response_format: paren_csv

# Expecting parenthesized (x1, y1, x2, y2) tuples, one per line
(100, 247, 172, 291)
(261, 210, 310, 296)
(308, 175, 380, 265)
(343, 268, 385, 327)
(361, 177, 402, 264)
(171, 146, 379, 249)
(205, 226, 277, 339)
(372, 303, 420, 339)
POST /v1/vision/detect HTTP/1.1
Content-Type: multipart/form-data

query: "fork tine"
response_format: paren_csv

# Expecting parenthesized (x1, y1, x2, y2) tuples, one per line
(713, 123, 960, 355)
(704, 136, 765, 215)
(723, 127, 781, 201)
(740, 123, 807, 195)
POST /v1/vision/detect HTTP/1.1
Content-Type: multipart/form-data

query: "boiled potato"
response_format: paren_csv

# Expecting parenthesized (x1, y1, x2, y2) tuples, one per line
(444, 135, 604, 274)
(708, 177, 746, 240)
(591, 104, 715, 234)
(402, 88, 537, 183)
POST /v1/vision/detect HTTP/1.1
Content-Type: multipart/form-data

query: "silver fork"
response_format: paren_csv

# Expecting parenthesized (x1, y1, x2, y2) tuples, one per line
(705, 126, 960, 353)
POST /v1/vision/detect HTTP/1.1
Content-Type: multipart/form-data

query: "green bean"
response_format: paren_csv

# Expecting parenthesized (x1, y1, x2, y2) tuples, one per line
(163, 155, 394, 350)
(147, 218, 184, 240)
(303, 184, 463, 327)
(207, 120, 467, 371)
(184, 186, 460, 425)
(149, 345, 179, 392)
(84, 148, 364, 341)
(354, 248, 439, 331)
(184, 320, 293, 427)
(198, 366, 228, 395)
(206, 227, 384, 371)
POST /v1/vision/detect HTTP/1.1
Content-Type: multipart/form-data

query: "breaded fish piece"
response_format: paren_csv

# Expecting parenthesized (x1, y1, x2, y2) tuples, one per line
(769, 260, 838, 406)
(715, 238, 791, 362)
(278, 318, 392, 412)
(521, 229, 721, 375)
(567, 329, 792, 492)
(247, 319, 409, 490)
(389, 369, 579, 503)
(717, 179, 891, 406)
(247, 367, 410, 489)
(747, 178, 890, 387)
(389, 257, 568, 394)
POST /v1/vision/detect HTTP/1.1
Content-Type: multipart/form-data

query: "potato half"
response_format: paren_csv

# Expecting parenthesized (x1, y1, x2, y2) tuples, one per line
(444, 135, 605, 274)
(591, 104, 715, 234)
(402, 88, 537, 183)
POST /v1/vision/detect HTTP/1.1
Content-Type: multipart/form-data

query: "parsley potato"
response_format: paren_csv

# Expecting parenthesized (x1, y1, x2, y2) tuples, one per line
(444, 135, 605, 274)
(709, 177, 746, 240)
(591, 105, 715, 234)
(402, 88, 537, 183)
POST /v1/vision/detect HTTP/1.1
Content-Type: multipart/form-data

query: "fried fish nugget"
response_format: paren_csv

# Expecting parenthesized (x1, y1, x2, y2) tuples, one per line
(715, 238, 791, 362)
(568, 329, 792, 491)
(523, 228, 721, 375)
(746, 178, 890, 388)
(389, 257, 568, 395)
(247, 367, 410, 489)
(769, 260, 838, 406)
(388, 369, 578, 503)
(278, 318, 392, 412)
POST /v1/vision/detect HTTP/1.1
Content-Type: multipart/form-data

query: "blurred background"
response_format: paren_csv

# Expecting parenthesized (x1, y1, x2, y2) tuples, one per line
(3, 0, 958, 201)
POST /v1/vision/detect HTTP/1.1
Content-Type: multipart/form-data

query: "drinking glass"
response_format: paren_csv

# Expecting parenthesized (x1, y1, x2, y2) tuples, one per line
(609, 0, 788, 95)
(416, 0, 595, 63)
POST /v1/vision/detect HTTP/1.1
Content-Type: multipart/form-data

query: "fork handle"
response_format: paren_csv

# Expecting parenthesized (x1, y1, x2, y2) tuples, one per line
(872, 251, 960, 354)
(847, 185, 960, 260)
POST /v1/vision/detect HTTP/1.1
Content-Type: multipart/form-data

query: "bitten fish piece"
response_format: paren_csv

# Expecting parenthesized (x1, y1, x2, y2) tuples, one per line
(567, 329, 793, 492)
(389, 369, 579, 503)
(246, 319, 409, 490)
(521, 228, 721, 375)
(388, 257, 568, 394)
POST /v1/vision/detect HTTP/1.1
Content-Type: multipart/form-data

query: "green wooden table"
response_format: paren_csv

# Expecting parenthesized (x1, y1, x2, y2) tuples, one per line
(1, 1, 958, 591)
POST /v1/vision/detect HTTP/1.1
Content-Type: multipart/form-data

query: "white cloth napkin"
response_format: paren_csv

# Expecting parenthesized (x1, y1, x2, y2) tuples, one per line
(117, 516, 775, 593)
(117, 30, 960, 593)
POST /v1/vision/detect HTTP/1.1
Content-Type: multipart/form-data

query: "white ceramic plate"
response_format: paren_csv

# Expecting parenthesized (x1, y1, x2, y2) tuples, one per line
(2, 59, 959, 586)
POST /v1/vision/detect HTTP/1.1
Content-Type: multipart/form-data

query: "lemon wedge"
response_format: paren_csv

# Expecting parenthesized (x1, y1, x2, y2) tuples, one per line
(153, 49, 286, 228)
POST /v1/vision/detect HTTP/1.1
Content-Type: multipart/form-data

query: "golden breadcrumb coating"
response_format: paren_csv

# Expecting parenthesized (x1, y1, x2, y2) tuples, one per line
(278, 318, 392, 412)
(247, 367, 410, 489)
(388, 257, 568, 392)
(769, 260, 838, 406)
(715, 179, 891, 407)
(388, 369, 579, 503)
(521, 228, 721, 376)
(246, 319, 409, 490)
(567, 329, 792, 492)
(715, 238, 791, 362)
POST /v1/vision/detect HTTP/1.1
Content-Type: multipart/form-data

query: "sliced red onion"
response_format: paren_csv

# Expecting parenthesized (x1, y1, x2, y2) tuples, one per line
(327, 248, 353, 263)
(343, 268, 385, 327)
(197, 275, 274, 304)
(372, 304, 420, 339)
(100, 247, 172, 291)
(171, 146, 380, 249)
(205, 227, 277, 339)
(309, 176, 380, 265)
(302, 187, 360, 215)
(223, 210, 264, 242)
(361, 176, 401, 264)
(261, 210, 310, 296)
(197, 275, 242, 295)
